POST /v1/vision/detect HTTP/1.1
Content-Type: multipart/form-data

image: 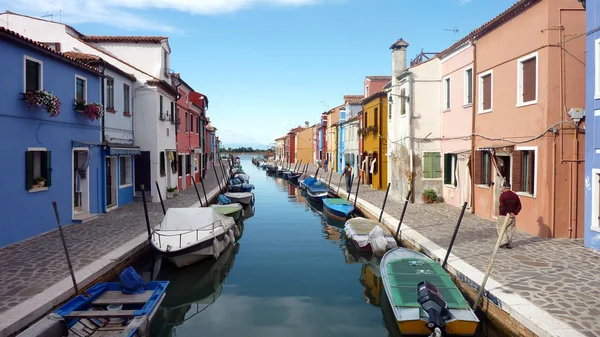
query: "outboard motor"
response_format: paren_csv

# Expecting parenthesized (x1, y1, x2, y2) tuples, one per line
(417, 281, 450, 335)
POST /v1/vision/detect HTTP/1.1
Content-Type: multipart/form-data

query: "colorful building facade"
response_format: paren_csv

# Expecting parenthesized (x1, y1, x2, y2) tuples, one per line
(362, 90, 389, 190)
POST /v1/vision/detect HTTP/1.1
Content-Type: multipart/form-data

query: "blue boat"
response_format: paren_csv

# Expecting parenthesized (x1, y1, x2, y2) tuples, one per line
(323, 198, 355, 220)
(306, 182, 330, 203)
(228, 181, 255, 193)
(52, 277, 169, 336)
(299, 176, 318, 190)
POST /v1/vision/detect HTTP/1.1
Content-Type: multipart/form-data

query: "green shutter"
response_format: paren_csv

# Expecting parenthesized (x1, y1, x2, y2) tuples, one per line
(433, 152, 442, 178)
(444, 153, 452, 184)
(44, 151, 52, 187)
(423, 152, 432, 178)
(25, 151, 33, 190)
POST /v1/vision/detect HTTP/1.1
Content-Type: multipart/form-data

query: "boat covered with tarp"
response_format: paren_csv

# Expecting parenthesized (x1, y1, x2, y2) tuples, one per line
(344, 217, 397, 256)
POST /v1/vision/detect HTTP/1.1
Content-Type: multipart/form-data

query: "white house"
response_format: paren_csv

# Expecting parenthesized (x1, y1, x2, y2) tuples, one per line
(0, 11, 180, 203)
(341, 95, 362, 177)
(388, 38, 443, 203)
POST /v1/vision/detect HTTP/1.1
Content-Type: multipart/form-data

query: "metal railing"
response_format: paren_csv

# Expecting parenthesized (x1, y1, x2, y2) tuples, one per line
(152, 219, 225, 251)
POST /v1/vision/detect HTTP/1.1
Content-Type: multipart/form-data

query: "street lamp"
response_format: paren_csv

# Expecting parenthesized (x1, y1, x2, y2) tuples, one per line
(388, 93, 410, 104)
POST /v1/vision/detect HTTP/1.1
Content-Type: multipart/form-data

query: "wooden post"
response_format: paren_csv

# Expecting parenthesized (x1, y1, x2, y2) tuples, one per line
(140, 185, 153, 240)
(200, 176, 209, 206)
(442, 202, 468, 269)
(352, 175, 361, 208)
(395, 191, 412, 239)
(378, 183, 391, 223)
(155, 181, 166, 215)
(51, 201, 79, 294)
(191, 176, 203, 207)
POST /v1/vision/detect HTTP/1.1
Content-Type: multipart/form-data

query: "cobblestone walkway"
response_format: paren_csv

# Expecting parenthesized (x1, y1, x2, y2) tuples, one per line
(306, 165, 600, 337)
(0, 165, 226, 315)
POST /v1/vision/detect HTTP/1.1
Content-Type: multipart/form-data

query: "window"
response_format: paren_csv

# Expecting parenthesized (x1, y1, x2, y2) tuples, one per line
(478, 70, 493, 113)
(159, 96, 164, 120)
(190, 114, 194, 133)
(160, 151, 166, 177)
(170, 102, 175, 124)
(196, 117, 200, 134)
(464, 68, 473, 105)
(186, 155, 191, 175)
(517, 52, 538, 106)
(422, 152, 442, 179)
(185, 112, 189, 132)
(512, 148, 536, 196)
(178, 155, 183, 177)
(400, 88, 406, 115)
(596, 38, 600, 99)
(474, 150, 492, 185)
(443, 76, 451, 110)
(106, 77, 115, 110)
(123, 84, 130, 113)
(75, 76, 87, 103)
(176, 108, 180, 131)
(24, 56, 42, 92)
(444, 153, 457, 186)
(119, 156, 132, 187)
(374, 107, 378, 128)
(25, 149, 51, 191)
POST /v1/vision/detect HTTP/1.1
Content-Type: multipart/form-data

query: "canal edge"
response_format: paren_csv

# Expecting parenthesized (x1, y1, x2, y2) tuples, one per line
(0, 182, 225, 337)
(318, 176, 584, 337)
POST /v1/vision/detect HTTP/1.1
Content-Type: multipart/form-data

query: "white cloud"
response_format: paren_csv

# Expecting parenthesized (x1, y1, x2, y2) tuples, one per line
(1, 0, 332, 32)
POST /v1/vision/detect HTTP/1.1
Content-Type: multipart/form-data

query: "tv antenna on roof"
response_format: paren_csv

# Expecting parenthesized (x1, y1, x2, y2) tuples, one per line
(41, 13, 54, 21)
(320, 101, 329, 112)
(443, 26, 460, 42)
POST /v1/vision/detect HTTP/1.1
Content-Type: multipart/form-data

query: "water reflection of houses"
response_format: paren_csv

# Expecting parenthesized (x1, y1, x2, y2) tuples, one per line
(360, 262, 382, 307)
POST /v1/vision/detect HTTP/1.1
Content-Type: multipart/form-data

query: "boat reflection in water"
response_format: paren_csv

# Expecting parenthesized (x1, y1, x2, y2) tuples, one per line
(242, 204, 255, 220)
(360, 261, 382, 308)
(150, 243, 241, 337)
(287, 184, 297, 201)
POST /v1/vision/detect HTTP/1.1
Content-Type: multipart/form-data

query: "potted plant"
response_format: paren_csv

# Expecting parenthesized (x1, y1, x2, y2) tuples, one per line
(422, 189, 437, 204)
(33, 176, 46, 188)
(22, 90, 61, 117)
(166, 187, 176, 199)
(173, 187, 180, 196)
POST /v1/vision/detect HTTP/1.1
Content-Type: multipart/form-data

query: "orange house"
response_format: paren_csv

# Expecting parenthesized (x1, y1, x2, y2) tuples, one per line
(470, 0, 585, 238)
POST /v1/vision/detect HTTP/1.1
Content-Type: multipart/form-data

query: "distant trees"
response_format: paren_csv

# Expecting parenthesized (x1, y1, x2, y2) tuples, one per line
(220, 147, 268, 153)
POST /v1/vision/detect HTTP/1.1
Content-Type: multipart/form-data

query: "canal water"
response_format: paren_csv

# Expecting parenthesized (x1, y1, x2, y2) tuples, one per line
(138, 157, 507, 337)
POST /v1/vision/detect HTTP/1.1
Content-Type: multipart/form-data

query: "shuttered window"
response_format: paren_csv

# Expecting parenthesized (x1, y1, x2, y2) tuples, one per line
(513, 150, 535, 194)
(444, 153, 457, 186)
(76, 77, 86, 103)
(423, 152, 442, 179)
(25, 58, 42, 92)
(444, 77, 451, 110)
(521, 57, 537, 103)
(159, 96, 163, 120)
(473, 150, 492, 185)
(160, 151, 166, 177)
(178, 155, 183, 177)
(482, 74, 492, 111)
(465, 68, 473, 105)
(106, 77, 115, 109)
(25, 150, 52, 190)
(123, 84, 130, 113)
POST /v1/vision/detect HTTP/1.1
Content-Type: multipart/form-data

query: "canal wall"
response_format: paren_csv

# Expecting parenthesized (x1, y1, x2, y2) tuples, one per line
(315, 173, 585, 337)
(0, 173, 227, 337)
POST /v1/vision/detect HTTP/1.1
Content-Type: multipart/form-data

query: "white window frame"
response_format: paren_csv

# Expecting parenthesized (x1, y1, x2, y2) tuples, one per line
(477, 69, 493, 114)
(516, 51, 539, 107)
(119, 155, 132, 188)
(514, 146, 538, 198)
(591, 168, 600, 232)
(28, 147, 48, 193)
(464, 67, 473, 106)
(74, 75, 88, 102)
(595, 38, 600, 100)
(23, 55, 43, 92)
(443, 75, 451, 111)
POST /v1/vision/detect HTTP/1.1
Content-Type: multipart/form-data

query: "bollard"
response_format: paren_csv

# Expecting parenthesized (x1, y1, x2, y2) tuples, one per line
(378, 183, 391, 223)
(140, 185, 153, 240)
(191, 176, 203, 207)
(395, 191, 412, 240)
(442, 202, 468, 269)
(155, 181, 166, 215)
(353, 175, 361, 209)
(51, 201, 79, 294)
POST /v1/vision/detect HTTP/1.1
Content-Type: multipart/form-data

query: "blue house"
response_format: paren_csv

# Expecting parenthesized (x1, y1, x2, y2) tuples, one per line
(0, 27, 103, 247)
(338, 108, 346, 174)
(585, 0, 600, 251)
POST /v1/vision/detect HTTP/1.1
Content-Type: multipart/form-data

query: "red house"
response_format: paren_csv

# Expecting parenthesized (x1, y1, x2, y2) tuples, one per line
(175, 76, 208, 191)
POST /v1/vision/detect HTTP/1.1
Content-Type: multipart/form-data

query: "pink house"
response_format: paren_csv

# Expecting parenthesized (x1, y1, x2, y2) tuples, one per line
(440, 43, 475, 209)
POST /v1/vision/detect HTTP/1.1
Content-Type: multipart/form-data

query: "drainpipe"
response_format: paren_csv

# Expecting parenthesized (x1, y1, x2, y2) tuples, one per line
(100, 61, 106, 143)
(407, 71, 416, 203)
(469, 37, 477, 214)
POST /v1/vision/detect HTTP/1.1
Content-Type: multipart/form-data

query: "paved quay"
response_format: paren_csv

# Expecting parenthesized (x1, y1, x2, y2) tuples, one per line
(0, 164, 227, 336)
(305, 165, 600, 337)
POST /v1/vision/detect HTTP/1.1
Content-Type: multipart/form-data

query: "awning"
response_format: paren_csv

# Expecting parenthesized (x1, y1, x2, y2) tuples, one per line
(109, 146, 141, 156)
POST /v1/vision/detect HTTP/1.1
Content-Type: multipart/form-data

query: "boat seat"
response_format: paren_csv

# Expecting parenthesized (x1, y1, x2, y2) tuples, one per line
(92, 290, 154, 305)
(63, 310, 136, 318)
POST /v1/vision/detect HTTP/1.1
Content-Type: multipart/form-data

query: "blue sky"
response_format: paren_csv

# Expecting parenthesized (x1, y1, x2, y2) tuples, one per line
(2, 0, 518, 149)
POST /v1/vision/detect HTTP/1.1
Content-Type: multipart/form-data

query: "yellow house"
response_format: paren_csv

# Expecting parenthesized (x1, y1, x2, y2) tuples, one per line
(296, 125, 314, 164)
(326, 106, 341, 172)
(361, 91, 388, 190)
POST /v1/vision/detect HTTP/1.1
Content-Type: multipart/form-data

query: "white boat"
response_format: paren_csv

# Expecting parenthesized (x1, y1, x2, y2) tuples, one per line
(235, 173, 250, 183)
(224, 192, 255, 206)
(344, 217, 397, 255)
(150, 208, 236, 268)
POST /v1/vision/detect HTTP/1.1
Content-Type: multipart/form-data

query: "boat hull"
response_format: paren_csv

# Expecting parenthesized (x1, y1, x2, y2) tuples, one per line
(344, 218, 396, 253)
(152, 229, 235, 268)
(322, 199, 354, 220)
(224, 192, 254, 206)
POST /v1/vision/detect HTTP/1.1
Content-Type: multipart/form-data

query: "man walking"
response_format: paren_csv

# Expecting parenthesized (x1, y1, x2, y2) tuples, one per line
(498, 182, 522, 249)
(342, 163, 353, 194)
(324, 158, 329, 172)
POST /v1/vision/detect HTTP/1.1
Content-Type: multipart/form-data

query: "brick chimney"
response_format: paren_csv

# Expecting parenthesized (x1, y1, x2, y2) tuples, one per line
(390, 38, 409, 79)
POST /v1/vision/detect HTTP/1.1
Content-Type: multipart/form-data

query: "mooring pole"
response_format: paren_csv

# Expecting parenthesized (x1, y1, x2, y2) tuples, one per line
(140, 185, 153, 240)
(155, 181, 166, 215)
(378, 183, 391, 223)
(200, 175, 210, 206)
(442, 201, 469, 268)
(52, 201, 79, 294)
(327, 169, 334, 188)
(314, 166, 320, 179)
(347, 175, 355, 201)
(212, 162, 222, 192)
(336, 174, 343, 195)
(191, 176, 203, 207)
(473, 214, 512, 311)
(352, 175, 361, 208)
(395, 191, 412, 240)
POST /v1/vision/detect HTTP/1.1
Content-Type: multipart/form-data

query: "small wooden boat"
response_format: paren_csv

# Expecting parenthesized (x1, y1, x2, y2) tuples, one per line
(323, 198, 354, 220)
(228, 182, 255, 193)
(224, 192, 255, 206)
(299, 176, 317, 190)
(210, 203, 243, 221)
(52, 279, 169, 336)
(306, 182, 329, 203)
(150, 208, 236, 268)
(289, 173, 302, 185)
(344, 217, 397, 253)
(380, 248, 479, 336)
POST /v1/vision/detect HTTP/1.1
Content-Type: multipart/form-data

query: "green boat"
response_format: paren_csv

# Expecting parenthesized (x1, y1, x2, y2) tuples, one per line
(210, 203, 243, 221)
(380, 247, 479, 337)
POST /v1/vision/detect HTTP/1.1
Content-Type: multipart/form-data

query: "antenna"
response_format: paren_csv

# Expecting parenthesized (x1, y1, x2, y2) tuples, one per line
(443, 26, 460, 42)
(41, 13, 54, 21)
(320, 101, 329, 112)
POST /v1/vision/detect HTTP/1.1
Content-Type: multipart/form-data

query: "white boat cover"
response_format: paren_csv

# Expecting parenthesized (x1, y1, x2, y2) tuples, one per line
(344, 217, 397, 253)
(157, 208, 233, 231)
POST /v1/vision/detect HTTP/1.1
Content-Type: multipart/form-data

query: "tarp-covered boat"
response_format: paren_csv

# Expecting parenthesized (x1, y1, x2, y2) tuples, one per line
(380, 248, 479, 336)
(306, 182, 329, 202)
(224, 192, 255, 206)
(344, 217, 397, 255)
(210, 203, 243, 221)
(150, 208, 236, 268)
